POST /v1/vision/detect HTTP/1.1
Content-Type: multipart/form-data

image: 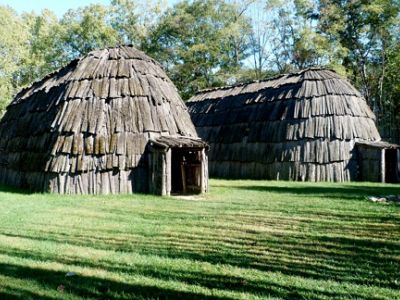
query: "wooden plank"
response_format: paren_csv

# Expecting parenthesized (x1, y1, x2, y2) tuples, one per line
(100, 78, 110, 98)
(109, 78, 119, 98)
(85, 135, 94, 154)
(109, 48, 119, 60)
(109, 60, 119, 77)
(94, 99, 105, 134)
(109, 133, 118, 153)
(128, 76, 144, 95)
(118, 59, 131, 78)
(120, 78, 130, 97)
(116, 132, 125, 155)
(138, 97, 153, 131)
(92, 78, 103, 97)
(75, 80, 89, 98)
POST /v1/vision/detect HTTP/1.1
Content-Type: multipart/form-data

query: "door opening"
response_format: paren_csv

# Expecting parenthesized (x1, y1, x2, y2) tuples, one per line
(171, 148, 202, 194)
(385, 149, 398, 183)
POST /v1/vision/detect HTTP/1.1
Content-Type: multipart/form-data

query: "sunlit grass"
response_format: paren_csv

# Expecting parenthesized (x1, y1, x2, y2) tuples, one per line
(0, 179, 399, 299)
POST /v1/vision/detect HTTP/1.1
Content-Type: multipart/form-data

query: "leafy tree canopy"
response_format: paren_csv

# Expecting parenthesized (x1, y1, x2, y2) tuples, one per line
(143, 0, 252, 99)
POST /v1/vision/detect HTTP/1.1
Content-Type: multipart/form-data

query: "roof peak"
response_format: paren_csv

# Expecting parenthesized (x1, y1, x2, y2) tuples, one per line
(13, 45, 164, 104)
(85, 45, 154, 61)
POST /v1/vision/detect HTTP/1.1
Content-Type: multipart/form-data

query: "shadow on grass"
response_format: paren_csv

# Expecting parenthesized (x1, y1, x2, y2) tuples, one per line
(1, 180, 399, 298)
(218, 184, 400, 199)
(1, 227, 399, 291)
(2, 180, 399, 200)
(0, 257, 387, 300)
(0, 290, 56, 300)
(0, 184, 33, 195)
(0, 262, 233, 300)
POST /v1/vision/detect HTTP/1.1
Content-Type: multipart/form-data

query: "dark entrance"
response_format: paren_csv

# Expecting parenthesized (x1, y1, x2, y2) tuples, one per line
(171, 148, 202, 194)
(385, 149, 399, 183)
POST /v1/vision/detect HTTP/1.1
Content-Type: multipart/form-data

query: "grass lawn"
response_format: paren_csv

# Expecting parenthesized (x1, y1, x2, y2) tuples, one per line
(0, 179, 399, 300)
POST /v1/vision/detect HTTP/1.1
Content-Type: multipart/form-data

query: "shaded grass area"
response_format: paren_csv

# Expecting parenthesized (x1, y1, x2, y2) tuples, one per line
(0, 180, 399, 299)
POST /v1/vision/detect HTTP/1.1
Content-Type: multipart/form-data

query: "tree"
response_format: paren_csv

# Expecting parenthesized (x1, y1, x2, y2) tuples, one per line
(318, 0, 400, 101)
(110, 0, 166, 47)
(143, 0, 252, 99)
(20, 10, 64, 86)
(58, 4, 120, 60)
(317, 0, 400, 141)
(241, 0, 274, 79)
(241, 0, 347, 78)
(378, 35, 400, 142)
(0, 6, 29, 113)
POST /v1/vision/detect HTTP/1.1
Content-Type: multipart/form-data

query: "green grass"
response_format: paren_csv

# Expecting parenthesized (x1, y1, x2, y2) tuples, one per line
(0, 179, 399, 300)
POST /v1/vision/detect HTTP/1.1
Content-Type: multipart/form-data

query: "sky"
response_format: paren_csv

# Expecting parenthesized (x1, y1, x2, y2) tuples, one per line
(0, 0, 177, 17)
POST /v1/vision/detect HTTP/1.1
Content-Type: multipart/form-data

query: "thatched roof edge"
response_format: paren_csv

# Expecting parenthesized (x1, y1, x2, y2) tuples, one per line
(356, 140, 399, 149)
(187, 68, 357, 103)
(11, 45, 166, 107)
(149, 136, 209, 150)
(192, 67, 338, 95)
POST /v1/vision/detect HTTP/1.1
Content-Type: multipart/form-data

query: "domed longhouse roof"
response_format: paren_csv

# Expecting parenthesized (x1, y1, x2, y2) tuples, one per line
(187, 68, 384, 181)
(0, 46, 206, 194)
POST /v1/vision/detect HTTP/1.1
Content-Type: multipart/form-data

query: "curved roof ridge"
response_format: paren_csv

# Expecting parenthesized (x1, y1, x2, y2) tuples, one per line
(13, 45, 164, 105)
(190, 67, 339, 98)
(13, 58, 79, 103)
(187, 68, 358, 103)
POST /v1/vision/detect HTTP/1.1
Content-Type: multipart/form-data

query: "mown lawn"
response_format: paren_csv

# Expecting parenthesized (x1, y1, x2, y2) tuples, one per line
(0, 179, 399, 300)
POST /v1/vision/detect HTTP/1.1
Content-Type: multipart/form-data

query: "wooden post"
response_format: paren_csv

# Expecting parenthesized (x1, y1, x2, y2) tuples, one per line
(181, 162, 187, 194)
(200, 150, 204, 193)
(397, 149, 400, 182)
(161, 151, 166, 196)
(201, 149, 208, 193)
(381, 148, 386, 183)
(165, 149, 171, 196)
(148, 150, 154, 194)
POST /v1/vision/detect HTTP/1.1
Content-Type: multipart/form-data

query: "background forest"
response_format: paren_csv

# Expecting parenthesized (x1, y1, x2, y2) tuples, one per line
(0, 0, 399, 142)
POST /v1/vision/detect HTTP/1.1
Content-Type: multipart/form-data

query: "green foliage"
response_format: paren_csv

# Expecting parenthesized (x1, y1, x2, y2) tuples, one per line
(0, 0, 398, 143)
(0, 179, 399, 299)
(110, 0, 166, 47)
(143, 0, 252, 99)
(256, 0, 399, 141)
(59, 4, 120, 59)
(0, 6, 29, 113)
(381, 42, 400, 140)
(20, 10, 65, 85)
(110, 0, 141, 45)
(233, 67, 279, 83)
(317, 0, 400, 141)
(0, 1, 165, 114)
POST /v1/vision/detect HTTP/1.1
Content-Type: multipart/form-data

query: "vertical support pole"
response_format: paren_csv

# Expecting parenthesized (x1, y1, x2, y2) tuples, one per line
(201, 148, 208, 193)
(397, 149, 400, 182)
(161, 150, 167, 196)
(165, 149, 171, 196)
(200, 149, 204, 193)
(381, 148, 386, 183)
(148, 149, 153, 194)
(181, 162, 187, 194)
